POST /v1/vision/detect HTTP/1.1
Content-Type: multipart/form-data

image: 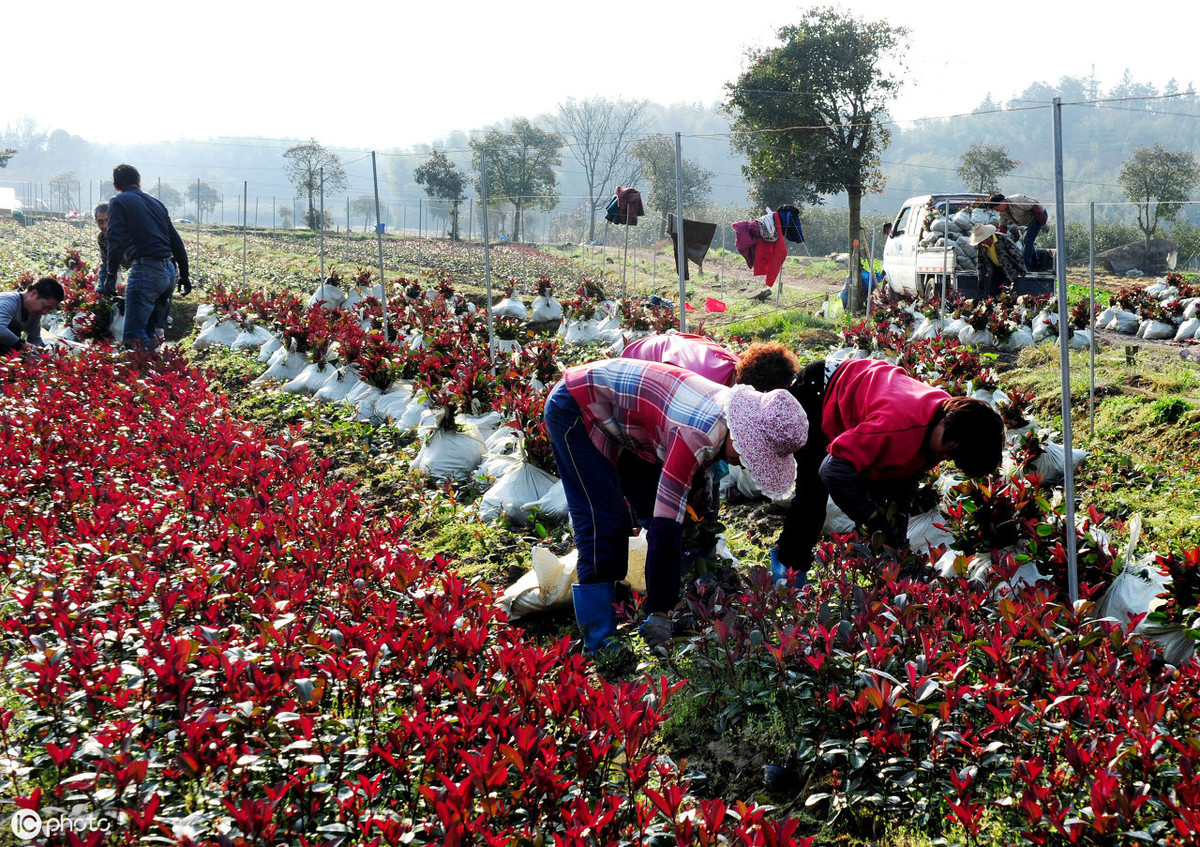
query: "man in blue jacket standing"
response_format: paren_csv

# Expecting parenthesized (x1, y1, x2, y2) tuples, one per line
(104, 164, 191, 349)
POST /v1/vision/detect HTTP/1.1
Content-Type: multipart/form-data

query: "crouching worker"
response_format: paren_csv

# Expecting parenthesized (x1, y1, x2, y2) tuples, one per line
(545, 358, 809, 651)
(0, 277, 65, 355)
(772, 357, 1005, 585)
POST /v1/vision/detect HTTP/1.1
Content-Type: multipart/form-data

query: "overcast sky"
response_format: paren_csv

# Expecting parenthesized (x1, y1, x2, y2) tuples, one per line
(7, 1, 1195, 151)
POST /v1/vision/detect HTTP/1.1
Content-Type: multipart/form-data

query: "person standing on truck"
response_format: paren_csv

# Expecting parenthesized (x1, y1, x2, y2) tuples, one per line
(988, 193, 1048, 270)
(970, 224, 1026, 296)
(768, 357, 1005, 587)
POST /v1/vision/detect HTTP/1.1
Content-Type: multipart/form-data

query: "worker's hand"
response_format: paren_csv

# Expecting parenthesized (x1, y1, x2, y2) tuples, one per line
(176, 277, 193, 296)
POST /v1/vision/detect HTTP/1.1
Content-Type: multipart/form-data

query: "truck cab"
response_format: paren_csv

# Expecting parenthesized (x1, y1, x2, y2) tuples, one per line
(882, 193, 989, 298)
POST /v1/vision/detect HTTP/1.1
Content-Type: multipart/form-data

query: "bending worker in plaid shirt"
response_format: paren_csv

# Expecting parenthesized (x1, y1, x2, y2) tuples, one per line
(545, 358, 810, 652)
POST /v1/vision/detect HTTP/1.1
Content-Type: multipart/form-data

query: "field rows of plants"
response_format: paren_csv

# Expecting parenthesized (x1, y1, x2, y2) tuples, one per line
(3, 219, 1200, 844)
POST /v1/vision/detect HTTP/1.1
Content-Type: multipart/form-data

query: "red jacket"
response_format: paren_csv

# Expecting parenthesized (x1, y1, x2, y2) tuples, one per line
(822, 358, 949, 481)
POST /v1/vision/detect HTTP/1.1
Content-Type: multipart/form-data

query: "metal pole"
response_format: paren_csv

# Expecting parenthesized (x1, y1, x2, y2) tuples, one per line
(273, 197, 276, 231)
(195, 179, 201, 253)
(1052, 97, 1079, 604)
(621, 219, 630, 298)
(417, 198, 422, 271)
(319, 167, 325, 281)
(720, 210, 727, 301)
(242, 181, 248, 289)
(940, 200, 949, 323)
(1089, 202, 1096, 438)
(255, 198, 258, 229)
(480, 151, 496, 370)
(674, 133, 687, 332)
(370, 152, 389, 340)
(866, 225, 876, 321)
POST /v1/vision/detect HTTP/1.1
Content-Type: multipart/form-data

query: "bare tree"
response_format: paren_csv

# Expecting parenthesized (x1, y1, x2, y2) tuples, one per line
(284, 139, 348, 231)
(555, 97, 651, 243)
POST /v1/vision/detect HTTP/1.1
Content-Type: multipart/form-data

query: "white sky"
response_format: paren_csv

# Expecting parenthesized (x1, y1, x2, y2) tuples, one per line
(6, 1, 1196, 151)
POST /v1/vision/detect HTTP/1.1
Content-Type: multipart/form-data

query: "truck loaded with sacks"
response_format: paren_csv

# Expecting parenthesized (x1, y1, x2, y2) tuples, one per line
(881, 193, 1055, 300)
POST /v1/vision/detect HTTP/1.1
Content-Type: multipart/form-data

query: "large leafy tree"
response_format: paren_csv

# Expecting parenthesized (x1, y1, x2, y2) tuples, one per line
(724, 7, 908, 312)
(555, 97, 650, 243)
(470, 119, 562, 243)
(413, 149, 467, 240)
(284, 139, 348, 231)
(957, 143, 1020, 193)
(1118, 144, 1200, 262)
(350, 195, 377, 232)
(149, 182, 184, 212)
(186, 181, 220, 224)
(630, 135, 713, 239)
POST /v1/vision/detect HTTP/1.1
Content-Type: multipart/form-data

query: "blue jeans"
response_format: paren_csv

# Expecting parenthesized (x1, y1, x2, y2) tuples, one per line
(124, 259, 175, 347)
(545, 382, 632, 585)
(1022, 217, 1043, 270)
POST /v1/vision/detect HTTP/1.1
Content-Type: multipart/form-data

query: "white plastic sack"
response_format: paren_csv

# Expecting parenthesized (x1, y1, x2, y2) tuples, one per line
(492, 297, 528, 320)
(315, 365, 360, 404)
(478, 463, 560, 524)
(1068, 329, 1092, 350)
(231, 325, 276, 351)
(459, 411, 503, 443)
(307, 284, 346, 311)
(912, 318, 945, 340)
(526, 480, 569, 523)
(1175, 317, 1200, 342)
(1105, 310, 1139, 334)
(530, 296, 563, 323)
(193, 303, 214, 326)
(257, 334, 283, 362)
(396, 395, 431, 431)
(254, 349, 308, 384)
(281, 362, 334, 395)
(999, 327, 1034, 352)
(1032, 312, 1059, 343)
(907, 509, 953, 552)
(1031, 440, 1087, 486)
(958, 325, 994, 347)
(1183, 299, 1198, 320)
(943, 318, 969, 338)
(1138, 319, 1176, 340)
(346, 380, 384, 421)
(374, 385, 414, 423)
(934, 548, 1047, 590)
(413, 429, 487, 480)
(498, 546, 578, 620)
(1094, 307, 1115, 329)
(561, 319, 601, 345)
(192, 319, 241, 350)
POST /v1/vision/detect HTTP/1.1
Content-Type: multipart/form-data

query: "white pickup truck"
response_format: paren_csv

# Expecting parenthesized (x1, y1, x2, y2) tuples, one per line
(880, 192, 1055, 299)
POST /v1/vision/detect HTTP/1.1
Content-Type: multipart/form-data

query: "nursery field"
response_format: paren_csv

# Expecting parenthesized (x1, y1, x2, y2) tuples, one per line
(2, 218, 1200, 846)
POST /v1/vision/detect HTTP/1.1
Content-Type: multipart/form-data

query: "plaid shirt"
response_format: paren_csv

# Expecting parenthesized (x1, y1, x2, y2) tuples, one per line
(563, 359, 729, 522)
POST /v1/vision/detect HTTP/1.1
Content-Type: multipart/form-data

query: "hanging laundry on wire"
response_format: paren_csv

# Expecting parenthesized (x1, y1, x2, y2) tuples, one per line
(667, 213, 718, 281)
(732, 204, 804, 287)
(604, 186, 644, 225)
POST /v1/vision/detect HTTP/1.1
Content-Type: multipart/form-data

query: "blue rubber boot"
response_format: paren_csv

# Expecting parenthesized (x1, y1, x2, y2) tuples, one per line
(770, 547, 809, 589)
(572, 582, 618, 653)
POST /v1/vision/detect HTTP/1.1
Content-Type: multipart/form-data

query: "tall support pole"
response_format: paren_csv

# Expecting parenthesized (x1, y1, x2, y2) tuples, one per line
(940, 200, 949, 323)
(467, 199, 473, 277)
(1052, 97, 1080, 604)
(195, 179, 201, 254)
(1089, 202, 1097, 439)
(242, 181, 248, 289)
(480, 151, 496, 370)
(674, 133, 687, 332)
(370, 152, 389, 340)
(319, 167, 325, 281)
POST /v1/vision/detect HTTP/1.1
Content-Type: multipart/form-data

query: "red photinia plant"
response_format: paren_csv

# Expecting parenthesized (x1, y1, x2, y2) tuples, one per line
(493, 383, 555, 470)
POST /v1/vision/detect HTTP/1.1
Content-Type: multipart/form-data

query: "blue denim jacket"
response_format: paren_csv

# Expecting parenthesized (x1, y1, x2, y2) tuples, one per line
(105, 188, 189, 283)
